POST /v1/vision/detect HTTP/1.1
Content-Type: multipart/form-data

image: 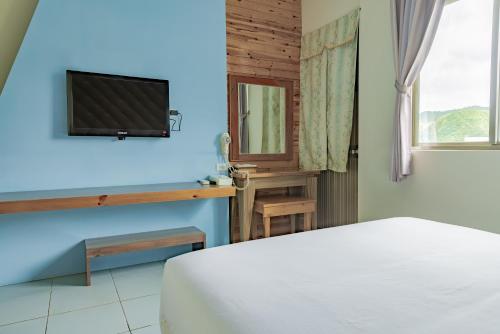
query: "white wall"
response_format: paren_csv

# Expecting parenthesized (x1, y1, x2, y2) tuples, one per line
(303, 0, 500, 234)
(302, 0, 360, 34)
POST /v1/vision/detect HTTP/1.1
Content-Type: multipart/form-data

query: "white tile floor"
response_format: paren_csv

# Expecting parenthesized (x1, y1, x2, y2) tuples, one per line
(0, 261, 165, 334)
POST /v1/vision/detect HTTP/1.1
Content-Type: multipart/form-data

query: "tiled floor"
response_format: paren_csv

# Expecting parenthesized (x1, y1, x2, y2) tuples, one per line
(0, 261, 165, 334)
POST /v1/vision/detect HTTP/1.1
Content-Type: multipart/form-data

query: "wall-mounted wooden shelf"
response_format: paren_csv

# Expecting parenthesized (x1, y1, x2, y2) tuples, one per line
(0, 182, 236, 215)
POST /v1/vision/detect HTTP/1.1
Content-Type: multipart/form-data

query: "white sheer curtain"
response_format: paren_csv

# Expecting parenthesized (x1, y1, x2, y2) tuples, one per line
(390, 0, 445, 182)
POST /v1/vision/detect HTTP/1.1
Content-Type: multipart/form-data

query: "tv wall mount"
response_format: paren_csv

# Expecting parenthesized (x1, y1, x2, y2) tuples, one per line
(116, 109, 182, 140)
(169, 109, 182, 132)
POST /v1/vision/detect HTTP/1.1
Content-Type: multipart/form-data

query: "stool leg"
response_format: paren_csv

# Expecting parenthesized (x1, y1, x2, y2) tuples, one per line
(251, 212, 259, 240)
(263, 216, 271, 238)
(290, 214, 296, 234)
(304, 213, 312, 232)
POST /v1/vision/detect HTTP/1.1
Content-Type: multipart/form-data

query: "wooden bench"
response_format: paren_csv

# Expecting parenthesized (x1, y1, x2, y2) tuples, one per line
(85, 226, 205, 286)
(254, 196, 316, 238)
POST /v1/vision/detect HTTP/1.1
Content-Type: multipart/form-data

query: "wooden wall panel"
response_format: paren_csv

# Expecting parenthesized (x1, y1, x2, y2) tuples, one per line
(226, 0, 301, 169)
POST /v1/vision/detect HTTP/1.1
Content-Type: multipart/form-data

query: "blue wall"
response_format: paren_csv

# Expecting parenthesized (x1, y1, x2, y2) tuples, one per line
(0, 0, 228, 286)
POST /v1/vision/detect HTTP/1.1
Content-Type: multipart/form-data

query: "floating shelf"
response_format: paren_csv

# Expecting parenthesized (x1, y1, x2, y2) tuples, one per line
(0, 182, 236, 215)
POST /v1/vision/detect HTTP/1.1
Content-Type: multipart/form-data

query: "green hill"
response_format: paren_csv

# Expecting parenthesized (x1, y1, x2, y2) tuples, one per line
(419, 106, 489, 143)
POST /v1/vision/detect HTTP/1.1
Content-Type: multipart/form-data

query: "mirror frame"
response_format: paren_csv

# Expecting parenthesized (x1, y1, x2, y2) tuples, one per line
(228, 75, 294, 162)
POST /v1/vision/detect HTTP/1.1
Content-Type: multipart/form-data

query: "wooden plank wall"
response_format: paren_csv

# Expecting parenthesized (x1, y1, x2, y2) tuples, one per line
(226, 0, 301, 169)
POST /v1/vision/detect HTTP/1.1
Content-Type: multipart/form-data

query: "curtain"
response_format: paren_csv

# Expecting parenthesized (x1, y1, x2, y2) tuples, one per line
(390, 0, 445, 182)
(262, 86, 285, 153)
(299, 9, 360, 172)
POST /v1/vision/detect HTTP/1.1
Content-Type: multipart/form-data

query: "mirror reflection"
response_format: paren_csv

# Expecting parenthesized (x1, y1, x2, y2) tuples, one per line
(238, 83, 286, 154)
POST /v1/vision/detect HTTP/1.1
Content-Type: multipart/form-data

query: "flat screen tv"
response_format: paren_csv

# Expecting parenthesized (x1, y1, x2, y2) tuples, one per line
(67, 70, 169, 139)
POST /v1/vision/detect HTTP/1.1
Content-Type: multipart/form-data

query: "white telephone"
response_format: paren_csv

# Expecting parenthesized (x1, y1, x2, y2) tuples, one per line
(208, 175, 233, 186)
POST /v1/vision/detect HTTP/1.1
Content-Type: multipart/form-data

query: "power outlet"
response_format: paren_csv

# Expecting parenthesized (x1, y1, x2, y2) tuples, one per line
(216, 163, 228, 172)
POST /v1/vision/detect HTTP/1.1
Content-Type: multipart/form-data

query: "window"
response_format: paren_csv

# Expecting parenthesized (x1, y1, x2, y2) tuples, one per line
(414, 0, 500, 148)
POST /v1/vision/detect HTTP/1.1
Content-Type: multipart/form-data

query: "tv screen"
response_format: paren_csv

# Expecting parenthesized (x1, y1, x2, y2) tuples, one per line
(67, 70, 169, 138)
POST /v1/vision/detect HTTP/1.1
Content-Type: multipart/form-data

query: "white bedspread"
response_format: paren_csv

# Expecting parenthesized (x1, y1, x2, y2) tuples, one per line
(159, 218, 500, 334)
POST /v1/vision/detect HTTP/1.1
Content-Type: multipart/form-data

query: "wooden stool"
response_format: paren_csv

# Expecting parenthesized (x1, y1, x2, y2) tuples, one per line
(253, 196, 316, 238)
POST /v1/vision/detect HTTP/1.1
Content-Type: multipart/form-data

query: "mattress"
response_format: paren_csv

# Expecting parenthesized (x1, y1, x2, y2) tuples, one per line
(159, 217, 500, 334)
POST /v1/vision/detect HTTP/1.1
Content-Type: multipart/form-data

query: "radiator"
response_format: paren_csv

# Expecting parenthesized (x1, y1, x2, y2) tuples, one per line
(317, 155, 358, 228)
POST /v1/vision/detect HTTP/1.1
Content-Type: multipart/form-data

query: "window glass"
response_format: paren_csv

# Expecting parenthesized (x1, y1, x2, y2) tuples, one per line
(418, 0, 494, 144)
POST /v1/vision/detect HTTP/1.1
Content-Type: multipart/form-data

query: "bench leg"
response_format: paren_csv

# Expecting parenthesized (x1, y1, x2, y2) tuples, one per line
(192, 242, 205, 251)
(263, 216, 271, 238)
(290, 214, 296, 234)
(304, 213, 312, 232)
(85, 255, 91, 286)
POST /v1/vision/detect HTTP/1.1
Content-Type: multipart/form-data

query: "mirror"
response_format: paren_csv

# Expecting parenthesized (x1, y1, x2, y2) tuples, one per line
(238, 83, 286, 154)
(229, 75, 293, 162)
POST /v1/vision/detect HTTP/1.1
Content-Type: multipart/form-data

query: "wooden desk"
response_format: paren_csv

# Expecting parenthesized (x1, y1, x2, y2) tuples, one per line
(0, 182, 236, 215)
(233, 170, 320, 242)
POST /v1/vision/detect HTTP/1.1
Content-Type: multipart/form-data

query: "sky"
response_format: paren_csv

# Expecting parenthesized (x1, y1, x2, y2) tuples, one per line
(420, 0, 495, 112)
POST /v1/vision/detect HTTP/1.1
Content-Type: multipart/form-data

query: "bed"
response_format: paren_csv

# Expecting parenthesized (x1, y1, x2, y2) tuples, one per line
(159, 217, 500, 333)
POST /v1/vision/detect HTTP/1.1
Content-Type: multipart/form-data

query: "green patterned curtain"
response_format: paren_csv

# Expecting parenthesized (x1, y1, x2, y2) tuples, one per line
(299, 9, 360, 172)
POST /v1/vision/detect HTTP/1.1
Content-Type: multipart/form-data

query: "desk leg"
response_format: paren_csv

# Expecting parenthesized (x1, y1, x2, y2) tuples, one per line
(237, 185, 255, 242)
(229, 197, 238, 243)
(306, 176, 318, 229)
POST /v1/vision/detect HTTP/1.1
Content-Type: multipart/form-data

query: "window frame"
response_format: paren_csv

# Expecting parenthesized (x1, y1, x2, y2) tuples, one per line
(412, 0, 500, 150)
